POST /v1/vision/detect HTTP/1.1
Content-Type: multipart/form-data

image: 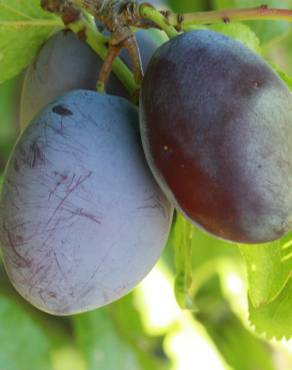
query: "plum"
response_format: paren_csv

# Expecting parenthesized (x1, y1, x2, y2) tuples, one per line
(0, 90, 173, 315)
(140, 30, 292, 244)
(120, 28, 166, 74)
(20, 28, 164, 129)
(20, 31, 127, 129)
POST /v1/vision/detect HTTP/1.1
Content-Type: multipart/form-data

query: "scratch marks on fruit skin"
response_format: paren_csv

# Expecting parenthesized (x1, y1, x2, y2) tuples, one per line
(137, 193, 169, 219)
(41, 115, 87, 161)
(71, 242, 116, 305)
(49, 171, 68, 200)
(28, 139, 47, 168)
(14, 159, 20, 172)
(4, 179, 21, 210)
(45, 171, 103, 228)
(46, 171, 93, 227)
(53, 251, 71, 288)
(64, 207, 102, 225)
(2, 221, 31, 268)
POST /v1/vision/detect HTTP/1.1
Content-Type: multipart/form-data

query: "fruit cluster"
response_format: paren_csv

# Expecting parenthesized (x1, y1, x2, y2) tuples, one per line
(1, 14, 292, 315)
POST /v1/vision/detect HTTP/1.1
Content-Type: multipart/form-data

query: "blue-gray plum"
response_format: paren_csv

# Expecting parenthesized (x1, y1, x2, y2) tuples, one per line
(120, 28, 166, 73)
(0, 90, 173, 315)
(20, 31, 127, 129)
(20, 28, 164, 130)
(140, 30, 292, 244)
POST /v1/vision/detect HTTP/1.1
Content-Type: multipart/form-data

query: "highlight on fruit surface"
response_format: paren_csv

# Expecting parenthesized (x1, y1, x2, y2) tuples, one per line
(0, 90, 173, 315)
(140, 29, 292, 244)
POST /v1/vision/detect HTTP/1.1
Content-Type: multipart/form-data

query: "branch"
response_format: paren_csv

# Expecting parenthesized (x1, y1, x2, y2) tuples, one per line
(164, 6, 292, 30)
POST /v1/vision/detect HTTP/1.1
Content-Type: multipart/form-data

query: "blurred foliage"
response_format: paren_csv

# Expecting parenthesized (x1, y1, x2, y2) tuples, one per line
(73, 294, 169, 370)
(166, 214, 277, 369)
(0, 266, 77, 370)
(0, 76, 21, 172)
(195, 276, 275, 370)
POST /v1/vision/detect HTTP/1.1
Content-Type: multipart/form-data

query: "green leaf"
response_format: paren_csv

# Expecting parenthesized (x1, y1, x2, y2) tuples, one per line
(249, 277, 292, 340)
(240, 233, 292, 339)
(270, 62, 292, 90)
(239, 232, 292, 308)
(172, 215, 196, 310)
(166, 213, 241, 309)
(0, 75, 22, 173)
(0, 267, 80, 370)
(0, 0, 62, 83)
(166, 215, 278, 361)
(0, 270, 55, 370)
(166, 214, 240, 272)
(74, 310, 135, 370)
(212, 0, 291, 44)
(208, 22, 261, 54)
(0, 296, 53, 370)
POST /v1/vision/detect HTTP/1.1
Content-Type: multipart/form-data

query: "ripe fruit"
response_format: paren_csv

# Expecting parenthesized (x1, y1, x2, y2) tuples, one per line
(140, 30, 292, 244)
(20, 31, 127, 129)
(120, 28, 165, 72)
(20, 29, 163, 129)
(0, 90, 173, 315)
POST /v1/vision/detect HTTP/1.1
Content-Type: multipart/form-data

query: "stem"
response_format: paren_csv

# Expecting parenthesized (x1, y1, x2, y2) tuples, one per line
(139, 4, 179, 39)
(174, 217, 196, 310)
(167, 6, 292, 29)
(67, 13, 138, 94)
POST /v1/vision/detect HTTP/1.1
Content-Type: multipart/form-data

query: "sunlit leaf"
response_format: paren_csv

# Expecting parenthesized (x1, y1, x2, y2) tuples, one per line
(240, 233, 292, 308)
(208, 22, 261, 53)
(0, 0, 62, 83)
(249, 277, 292, 340)
(172, 215, 196, 310)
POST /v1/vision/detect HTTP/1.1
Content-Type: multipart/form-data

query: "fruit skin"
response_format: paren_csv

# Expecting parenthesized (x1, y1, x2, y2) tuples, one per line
(0, 90, 173, 315)
(20, 29, 163, 129)
(20, 31, 127, 129)
(140, 30, 292, 244)
(120, 28, 165, 72)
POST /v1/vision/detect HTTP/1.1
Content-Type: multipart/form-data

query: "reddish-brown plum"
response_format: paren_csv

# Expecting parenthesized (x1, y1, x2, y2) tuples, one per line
(140, 30, 292, 244)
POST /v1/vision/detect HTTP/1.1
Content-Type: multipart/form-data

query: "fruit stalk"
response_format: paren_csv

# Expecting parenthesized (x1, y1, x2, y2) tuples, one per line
(139, 4, 179, 38)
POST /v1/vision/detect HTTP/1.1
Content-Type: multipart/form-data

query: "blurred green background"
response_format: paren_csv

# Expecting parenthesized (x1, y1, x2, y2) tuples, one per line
(2, 0, 292, 369)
